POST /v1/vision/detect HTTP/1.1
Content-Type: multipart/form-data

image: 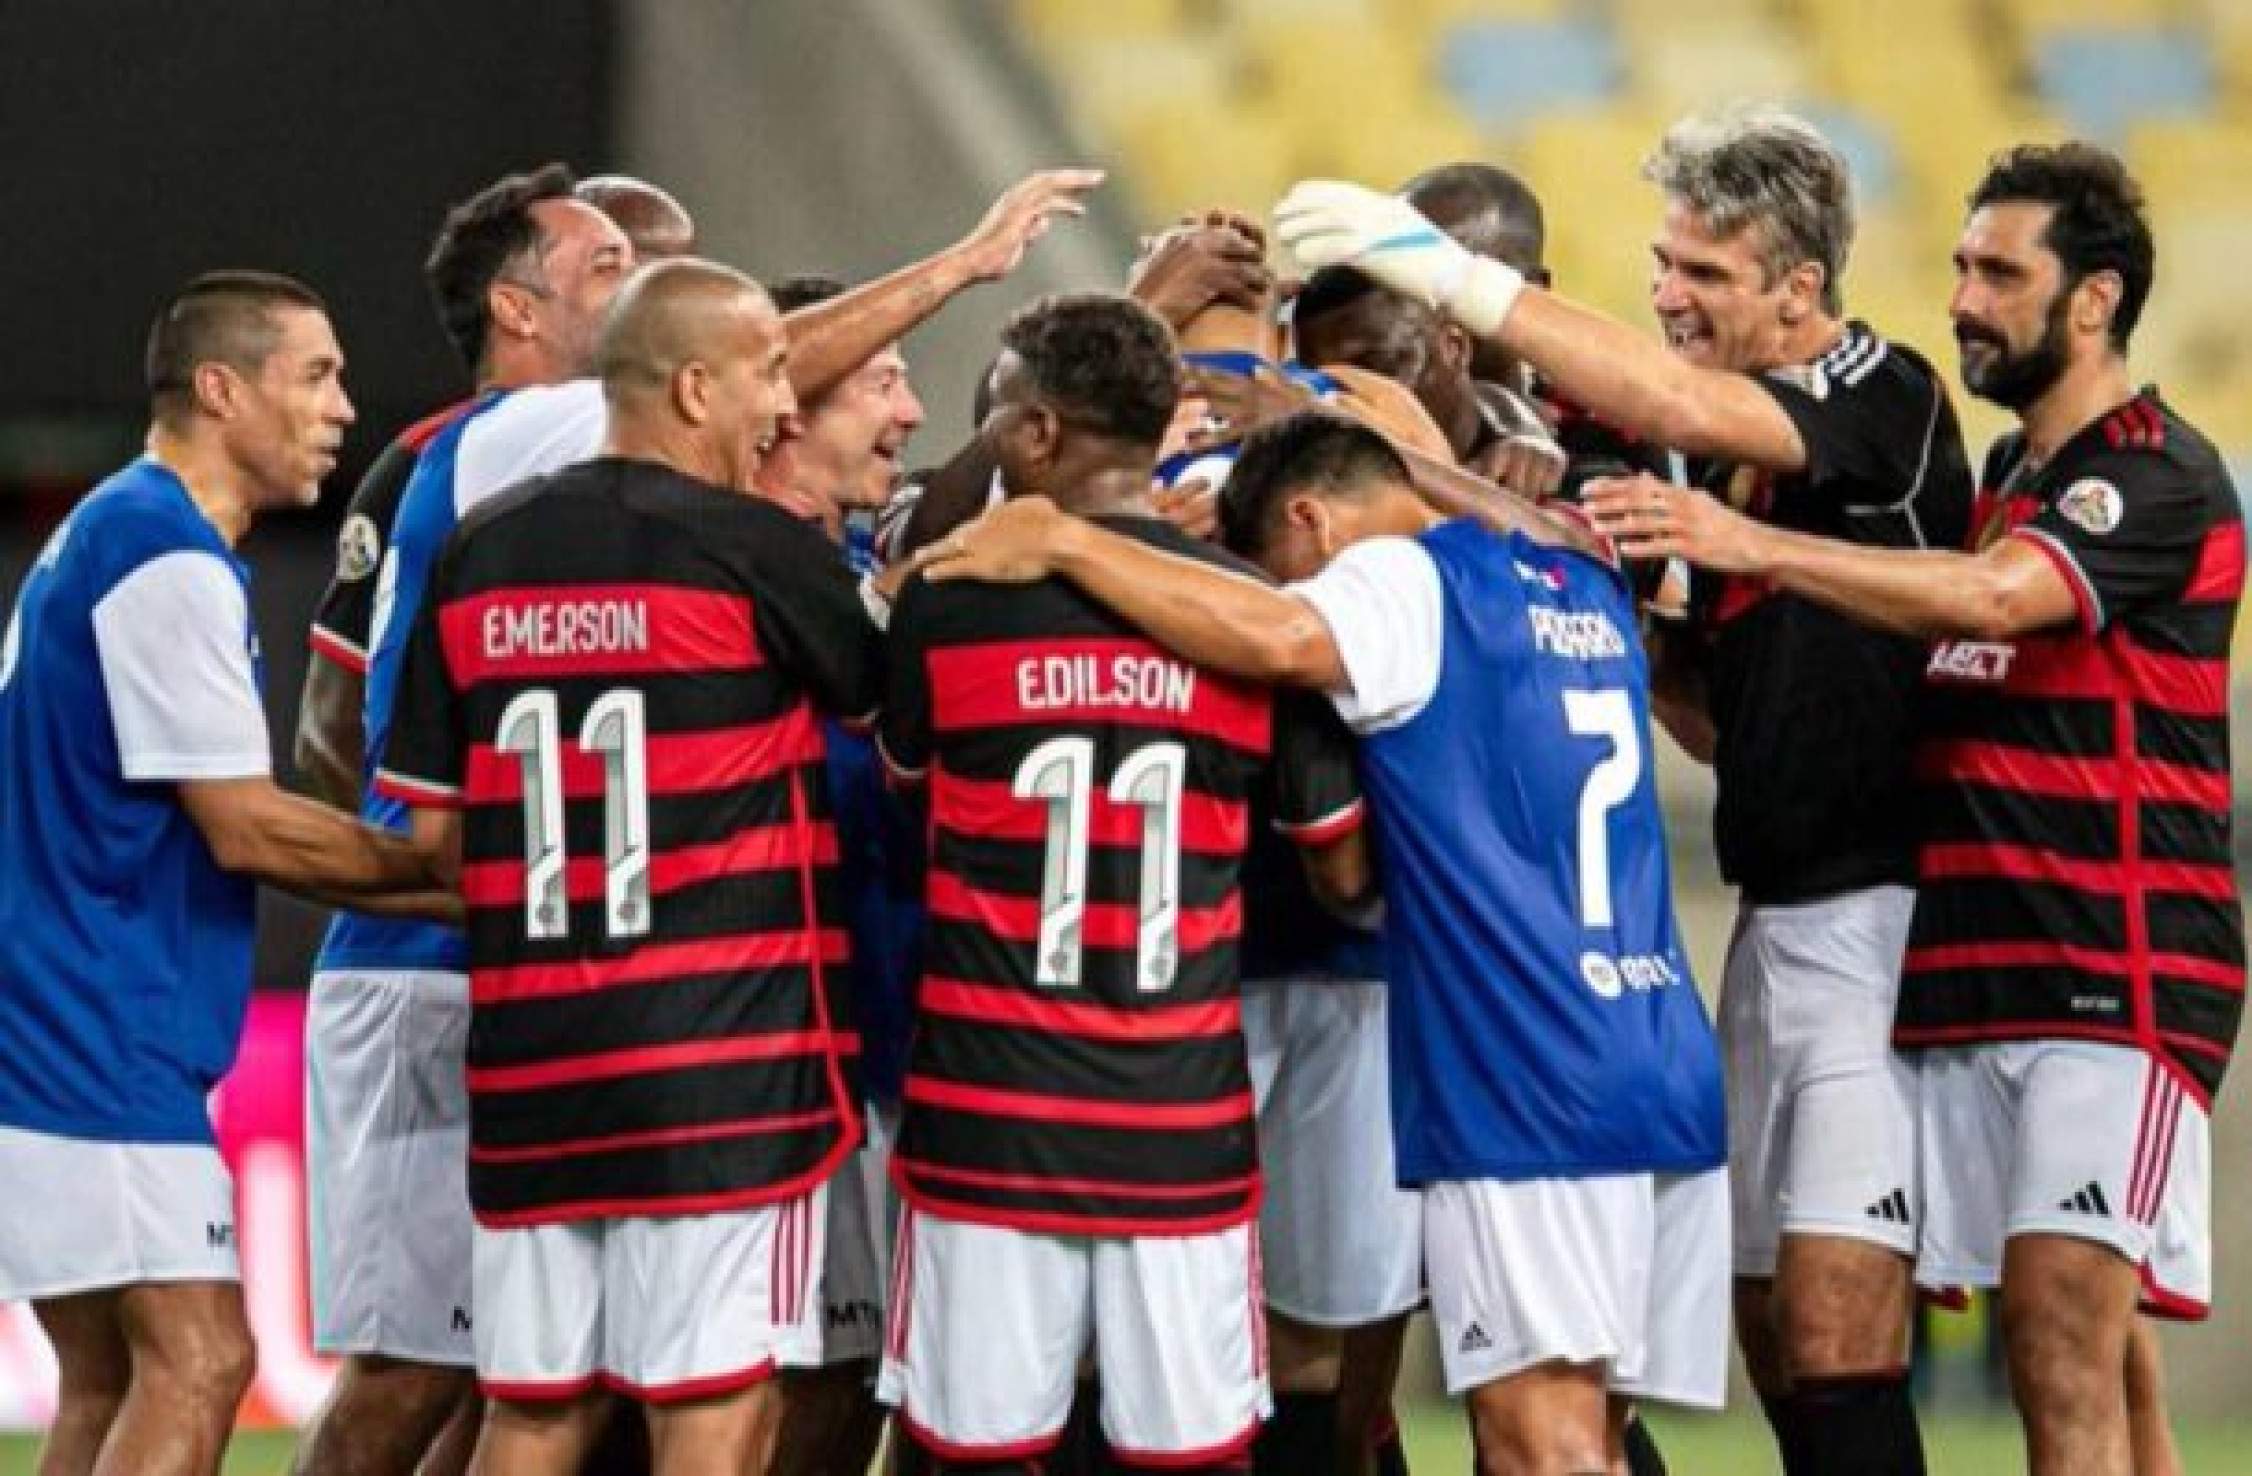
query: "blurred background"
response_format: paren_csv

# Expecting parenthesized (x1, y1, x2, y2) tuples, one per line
(1, 0, 2248, 1468)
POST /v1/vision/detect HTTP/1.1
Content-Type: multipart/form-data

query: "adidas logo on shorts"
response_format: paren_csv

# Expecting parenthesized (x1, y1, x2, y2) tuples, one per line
(1458, 1321, 1494, 1355)
(2058, 1182, 2114, 1218)
(1863, 1189, 1911, 1226)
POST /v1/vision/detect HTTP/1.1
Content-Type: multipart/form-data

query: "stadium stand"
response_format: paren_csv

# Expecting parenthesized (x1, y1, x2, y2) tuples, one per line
(1014, 0, 2252, 498)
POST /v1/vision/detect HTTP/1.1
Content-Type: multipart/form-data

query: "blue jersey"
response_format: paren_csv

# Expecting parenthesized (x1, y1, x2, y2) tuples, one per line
(0, 460, 272, 1142)
(1300, 520, 1724, 1182)
(318, 381, 606, 974)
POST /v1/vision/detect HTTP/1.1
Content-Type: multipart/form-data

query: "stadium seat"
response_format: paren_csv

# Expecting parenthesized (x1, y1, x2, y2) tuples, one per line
(2129, 118, 2252, 209)
(1113, 97, 1296, 220)
(1995, 0, 2174, 27)
(1439, 17, 1622, 134)
(1016, 0, 1186, 44)
(1794, 102, 1902, 206)
(1624, 27, 1810, 121)
(2031, 27, 2214, 141)
(1515, 107, 1669, 321)
(1053, 37, 1234, 139)
(1308, 100, 1487, 191)
(1236, 16, 1427, 126)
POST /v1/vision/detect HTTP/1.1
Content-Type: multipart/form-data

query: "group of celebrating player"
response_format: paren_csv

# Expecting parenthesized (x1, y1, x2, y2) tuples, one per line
(0, 99, 2240, 1476)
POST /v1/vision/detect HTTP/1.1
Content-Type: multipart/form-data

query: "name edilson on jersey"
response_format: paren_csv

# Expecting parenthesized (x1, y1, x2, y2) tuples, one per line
(1015, 651, 1198, 715)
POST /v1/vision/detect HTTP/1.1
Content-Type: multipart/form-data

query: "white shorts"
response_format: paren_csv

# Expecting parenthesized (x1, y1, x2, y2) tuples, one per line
(1243, 979, 1422, 1325)
(1721, 886, 1919, 1276)
(0, 1124, 239, 1301)
(475, 1188, 827, 1404)
(787, 1101, 893, 1367)
(878, 1209, 1270, 1466)
(1917, 1041, 2211, 1319)
(305, 969, 475, 1365)
(1423, 1169, 1730, 1410)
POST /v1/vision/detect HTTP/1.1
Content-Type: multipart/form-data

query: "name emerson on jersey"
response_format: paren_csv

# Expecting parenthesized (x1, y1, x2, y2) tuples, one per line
(477, 592, 651, 659)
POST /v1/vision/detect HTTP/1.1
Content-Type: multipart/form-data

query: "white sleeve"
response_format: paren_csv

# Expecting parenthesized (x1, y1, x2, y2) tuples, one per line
(455, 378, 608, 513)
(92, 550, 272, 781)
(1287, 536, 1445, 734)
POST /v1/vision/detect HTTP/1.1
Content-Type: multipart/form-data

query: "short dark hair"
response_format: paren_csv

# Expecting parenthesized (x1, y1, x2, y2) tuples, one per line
(424, 162, 578, 372)
(1969, 142, 2155, 351)
(999, 292, 1180, 447)
(768, 273, 849, 314)
(1292, 265, 1391, 326)
(1220, 411, 1409, 559)
(1402, 161, 1547, 273)
(145, 270, 328, 424)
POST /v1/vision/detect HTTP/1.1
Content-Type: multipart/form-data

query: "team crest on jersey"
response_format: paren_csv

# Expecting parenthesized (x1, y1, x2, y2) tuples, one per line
(2057, 478, 2123, 536)
(336, 514, 381, 583)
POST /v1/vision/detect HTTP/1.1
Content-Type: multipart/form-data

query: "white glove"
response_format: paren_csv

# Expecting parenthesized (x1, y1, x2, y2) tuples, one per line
(1274, 179, 1526, 337)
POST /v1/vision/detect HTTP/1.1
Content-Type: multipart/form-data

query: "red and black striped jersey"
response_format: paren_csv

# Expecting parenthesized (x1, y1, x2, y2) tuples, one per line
(377, 457, 881, 1227)
(879, 516, 1364, 1236)
(1900, 392, 2247, 1102)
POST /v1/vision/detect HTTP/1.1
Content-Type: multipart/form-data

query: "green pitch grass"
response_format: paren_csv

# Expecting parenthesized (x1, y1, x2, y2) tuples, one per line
(8, 1405, 2252, 1473)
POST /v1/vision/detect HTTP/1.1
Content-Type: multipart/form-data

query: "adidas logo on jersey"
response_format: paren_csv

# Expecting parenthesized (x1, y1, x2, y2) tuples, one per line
(2059, 1182, 2114, 1217)
(1458, 1321, 1494, 1355)
(1863, 1189, 1911, 1226)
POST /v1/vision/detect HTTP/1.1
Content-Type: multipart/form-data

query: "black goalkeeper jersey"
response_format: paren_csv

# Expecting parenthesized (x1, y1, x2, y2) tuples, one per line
(1688, 322, 1975, 903)
(378, 457, 882, 1226)
(879, 516, 1364, 1236)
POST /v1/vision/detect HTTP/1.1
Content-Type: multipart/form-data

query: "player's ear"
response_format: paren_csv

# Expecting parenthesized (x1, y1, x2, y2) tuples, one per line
(1436, 320, 1472, 375)
(487, 281, 540, 346)
(673, 361, 711, 426)
(2072, 269, 2123, 341)
(1779, 260, 1824, 326)
(192, 361, 243, 422)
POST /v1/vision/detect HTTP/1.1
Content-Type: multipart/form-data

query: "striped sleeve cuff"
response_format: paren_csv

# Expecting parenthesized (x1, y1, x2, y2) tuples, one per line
(1276, 796, 1365, 847)
(307, 623, 369, 674)
(372, 767, 461, 807)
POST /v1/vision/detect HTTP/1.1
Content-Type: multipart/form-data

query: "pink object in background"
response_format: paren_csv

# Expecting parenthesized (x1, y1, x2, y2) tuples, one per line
(0, 993, 335, 1428)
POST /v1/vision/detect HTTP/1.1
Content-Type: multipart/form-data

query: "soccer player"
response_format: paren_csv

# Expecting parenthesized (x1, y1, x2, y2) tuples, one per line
(293, 166, 654, 811)
(379, 258, 881, 1475)
(922, 409, 1729, 1475)
(293, 163, 641, 1476)
(1272, 109, 1976, 1474)
(874, 296, 1372, 1476)
(1588, 141, 2245, 1476)
(757, 271, 929, 1476)
(1291, 265, 1559, 489)
(0, 271, 454, 1476)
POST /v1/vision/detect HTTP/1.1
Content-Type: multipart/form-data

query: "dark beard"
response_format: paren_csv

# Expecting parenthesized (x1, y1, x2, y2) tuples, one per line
(1960, 292, 2071, 411)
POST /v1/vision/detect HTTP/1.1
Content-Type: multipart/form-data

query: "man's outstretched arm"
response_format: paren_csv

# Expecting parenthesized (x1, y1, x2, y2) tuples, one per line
(1585, 473, 2077, 640)
(783, 168, 1103, 400)
(1275, 180, 1808, 472)
(920, 497, 1349, 690)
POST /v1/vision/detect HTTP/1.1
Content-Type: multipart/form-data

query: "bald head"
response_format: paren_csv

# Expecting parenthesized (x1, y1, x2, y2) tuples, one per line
(598, 258, 795, 492)
(1402, 162, 1547, 279)
(577, 175, 696, 260)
